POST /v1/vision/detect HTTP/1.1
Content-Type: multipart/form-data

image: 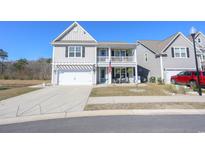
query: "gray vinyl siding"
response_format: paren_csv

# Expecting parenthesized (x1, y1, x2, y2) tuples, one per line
(61, 25, 95, 41)
(137, 44, 161, 78)
(162, 35, 196, 69)
(53, 46, 96, 63)
(196, 34, 205, 47)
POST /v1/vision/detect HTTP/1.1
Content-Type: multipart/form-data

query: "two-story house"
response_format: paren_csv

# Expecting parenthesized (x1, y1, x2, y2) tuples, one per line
(137, 32, 202, 83)
(51, 22, 138, 85)
(188, 32, 205, 70)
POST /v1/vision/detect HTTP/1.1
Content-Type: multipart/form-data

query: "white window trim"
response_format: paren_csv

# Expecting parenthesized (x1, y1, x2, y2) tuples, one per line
(68, 46, 83, 58)
(173, 47, 187, 58)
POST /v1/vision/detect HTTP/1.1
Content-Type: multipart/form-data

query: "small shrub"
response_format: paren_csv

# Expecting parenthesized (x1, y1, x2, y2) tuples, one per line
(11, 76, 16, 80)
(149, 76, 156, 83)
(3, 75, 9, 80)
(157, 77, 164, 84)
(192, 86, 198, 92)
(27, 76, 33, 80)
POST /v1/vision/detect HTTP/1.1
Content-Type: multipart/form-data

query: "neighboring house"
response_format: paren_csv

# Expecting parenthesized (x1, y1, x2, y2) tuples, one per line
(137, 32, 202, 83)
(188, 32, 205, 70)
(51, 22, 137, 85)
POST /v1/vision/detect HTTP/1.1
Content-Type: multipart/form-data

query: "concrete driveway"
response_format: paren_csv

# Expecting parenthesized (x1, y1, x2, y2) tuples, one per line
(0, 86, 92, 119)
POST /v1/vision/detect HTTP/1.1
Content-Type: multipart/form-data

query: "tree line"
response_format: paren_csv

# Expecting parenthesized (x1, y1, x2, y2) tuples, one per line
(0, 49, 51, 80)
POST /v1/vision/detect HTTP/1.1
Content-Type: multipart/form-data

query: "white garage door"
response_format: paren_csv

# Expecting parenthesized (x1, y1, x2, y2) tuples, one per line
(164, 70, 181, 84)
(58, 71, 93, 85)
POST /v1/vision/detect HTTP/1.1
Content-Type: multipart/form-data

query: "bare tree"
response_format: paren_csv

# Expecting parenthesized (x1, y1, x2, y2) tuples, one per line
(0, 49, 8, 74)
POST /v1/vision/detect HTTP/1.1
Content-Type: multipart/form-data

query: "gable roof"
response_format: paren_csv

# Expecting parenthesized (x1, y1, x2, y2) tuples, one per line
(138, 33, 179, 54)
(138, 32, 201, 54)
(52, 21, 97, 44)
(187, 31, 205, 51)
(187, 32, 201, 42)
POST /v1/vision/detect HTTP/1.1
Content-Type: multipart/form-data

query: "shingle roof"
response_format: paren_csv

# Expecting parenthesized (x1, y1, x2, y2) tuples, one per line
(138, 33, 179, 54)
(138, 40, 161, 53)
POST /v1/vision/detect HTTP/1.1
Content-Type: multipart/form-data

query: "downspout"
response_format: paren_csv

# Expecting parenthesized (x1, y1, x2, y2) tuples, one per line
(51, 46, 55, 85)
(108, 47, 112, 84)
(134, 48, 138, 83)
(160, 54, 164, 80)
(93, 46, 97, 85)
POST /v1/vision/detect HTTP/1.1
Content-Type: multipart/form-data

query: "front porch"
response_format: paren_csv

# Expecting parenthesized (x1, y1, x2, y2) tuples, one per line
(97, 67, 137, 84)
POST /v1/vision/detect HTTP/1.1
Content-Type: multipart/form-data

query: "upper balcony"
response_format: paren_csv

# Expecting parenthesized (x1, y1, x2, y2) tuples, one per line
(97, 47, 136, 63)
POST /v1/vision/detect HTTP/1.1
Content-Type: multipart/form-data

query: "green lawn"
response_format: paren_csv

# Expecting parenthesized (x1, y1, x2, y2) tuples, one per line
(0, 87, 40, 101)
(0, 79, 45, 101)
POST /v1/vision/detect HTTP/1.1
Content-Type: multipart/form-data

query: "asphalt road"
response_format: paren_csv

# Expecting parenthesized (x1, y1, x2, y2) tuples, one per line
(1, 115, 205, 133)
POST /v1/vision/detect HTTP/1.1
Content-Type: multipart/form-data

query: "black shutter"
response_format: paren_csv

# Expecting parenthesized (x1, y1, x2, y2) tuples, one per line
(171, 47, 174, 58)
(65, 46, 68, 57)
(82, 46, 85, 57)
(186, 47, 190, 58)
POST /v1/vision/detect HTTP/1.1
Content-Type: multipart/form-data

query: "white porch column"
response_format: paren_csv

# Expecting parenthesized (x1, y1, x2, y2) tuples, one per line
(93, 46, 97, 84)
(135, 65, 138, 83)
(134, 48, 138, 83)
(160, 55, 164, 80)
(108, 47, 112, 84)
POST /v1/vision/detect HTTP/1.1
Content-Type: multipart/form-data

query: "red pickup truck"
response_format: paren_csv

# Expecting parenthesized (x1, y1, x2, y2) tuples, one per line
(171, 71, 205, 87)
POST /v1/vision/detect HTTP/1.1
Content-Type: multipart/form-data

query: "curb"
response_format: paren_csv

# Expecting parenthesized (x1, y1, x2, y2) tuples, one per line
(1, 109, 205, 125)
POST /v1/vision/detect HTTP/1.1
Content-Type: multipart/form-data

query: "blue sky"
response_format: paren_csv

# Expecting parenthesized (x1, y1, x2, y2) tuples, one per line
(0, 21, 205, 60)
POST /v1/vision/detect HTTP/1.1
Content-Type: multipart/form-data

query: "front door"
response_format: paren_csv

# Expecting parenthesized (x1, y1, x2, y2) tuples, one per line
(100, 68, 106, 83)
(121, 68, 126, 83)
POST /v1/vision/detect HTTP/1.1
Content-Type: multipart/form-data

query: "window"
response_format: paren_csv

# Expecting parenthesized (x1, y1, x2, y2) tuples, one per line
(203, 55, 205, 61)
(203, 72, 205, 76)
(184, 71, 191, 76)
(68, 46, 82, 57)
(174, 47, 187, 58)
(178, 72, 185, 76)
(76, 46, 81, 57)
(69, 46, 75, 57)
(144, 53, 148, 61)
(98, 49, 108, 56)
(198, 38, 201, 43)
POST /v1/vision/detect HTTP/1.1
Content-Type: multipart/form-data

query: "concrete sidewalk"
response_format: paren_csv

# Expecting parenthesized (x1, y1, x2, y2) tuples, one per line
(88, 96, 205, 104)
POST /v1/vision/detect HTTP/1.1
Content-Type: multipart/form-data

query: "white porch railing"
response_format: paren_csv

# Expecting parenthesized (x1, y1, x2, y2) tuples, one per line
(111, 56, 134, 62)
(97, 56, 109, 62)
(97, 56, 135, 63)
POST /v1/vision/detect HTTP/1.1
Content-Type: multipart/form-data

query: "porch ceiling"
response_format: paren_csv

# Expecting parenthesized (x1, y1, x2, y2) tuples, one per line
(97, 42, 136, 49)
